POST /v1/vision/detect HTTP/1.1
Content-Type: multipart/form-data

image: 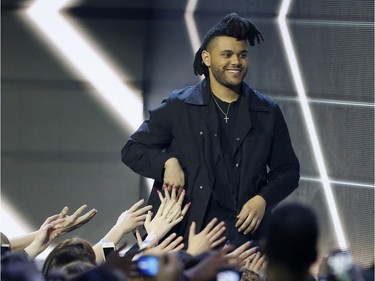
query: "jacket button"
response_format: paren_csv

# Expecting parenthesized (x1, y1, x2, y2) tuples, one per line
(214, 133, 218, 137)
(235, 163, 239, 167)
(199, 186, 203, 189)
(200, 131, 203, 135)
(236, 137, 240, 141)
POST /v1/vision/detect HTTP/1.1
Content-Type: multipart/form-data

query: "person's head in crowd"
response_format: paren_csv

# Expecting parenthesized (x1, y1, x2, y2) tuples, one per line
(42, 238, 96, 278)
(60, 260, 96, 278)
(69, 265, 126, 281)
(261, 202, 319, 279)
(1, 250, 43, 281)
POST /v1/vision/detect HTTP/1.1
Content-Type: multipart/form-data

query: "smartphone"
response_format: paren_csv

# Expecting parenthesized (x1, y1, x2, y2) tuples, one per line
(102, 242, 116, 260)
(216, 269, 240, 281)
(136, 255, 159, 276)
(1, 244, 10, 256)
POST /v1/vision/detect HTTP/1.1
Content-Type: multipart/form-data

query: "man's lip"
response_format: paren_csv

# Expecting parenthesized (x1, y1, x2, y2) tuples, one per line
(226, 69, 242, 73)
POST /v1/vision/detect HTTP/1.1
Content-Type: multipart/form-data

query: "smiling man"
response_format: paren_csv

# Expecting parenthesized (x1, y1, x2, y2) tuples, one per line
(122, 13, 300, 247)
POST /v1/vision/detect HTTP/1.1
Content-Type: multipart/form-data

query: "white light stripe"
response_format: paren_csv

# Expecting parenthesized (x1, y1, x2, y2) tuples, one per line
(1, 196, 33, 237)
(24, 0, 143, 132)
(275, 96, 375, 108)
(184, 0, 201, 55)
(278, 0, 348, 249)
(287, 19, 373, 27)
(301, 176, 375, 189)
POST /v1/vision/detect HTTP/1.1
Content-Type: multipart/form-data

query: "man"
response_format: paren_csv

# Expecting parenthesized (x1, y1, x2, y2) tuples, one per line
(122, 13, 300, 246)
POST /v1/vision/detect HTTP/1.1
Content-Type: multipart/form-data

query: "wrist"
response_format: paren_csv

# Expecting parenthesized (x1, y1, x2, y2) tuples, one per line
(164, 157, 179, 168)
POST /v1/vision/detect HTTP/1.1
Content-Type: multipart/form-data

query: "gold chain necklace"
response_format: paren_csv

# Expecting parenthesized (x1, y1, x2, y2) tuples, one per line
(211, 94, 239, 123)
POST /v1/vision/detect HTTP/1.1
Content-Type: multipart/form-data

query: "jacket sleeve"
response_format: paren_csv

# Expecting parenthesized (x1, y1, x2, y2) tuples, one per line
(121, 100, 175, 182)
(257, 104, 300, 209)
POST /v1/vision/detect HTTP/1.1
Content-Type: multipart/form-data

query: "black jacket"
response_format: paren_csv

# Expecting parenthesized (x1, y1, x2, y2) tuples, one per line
(122, 79, 300, 236)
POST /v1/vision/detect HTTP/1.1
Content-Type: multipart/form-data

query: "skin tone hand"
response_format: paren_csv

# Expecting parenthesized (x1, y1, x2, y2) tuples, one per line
(114, 199, 152, 234)
(56, 204, 97, 236)
(136, 230, 184, 256)
(236, 195, 266, 235)
(9, 205, 96, 251)
(244, 252, 267, 275)
(94, 199, 152, 264)
(144, 196, 187, 241)
(225, 241, 256, 268)
(183, 246, 235, 281)
(187, 218, 226, 256)
(24, 214, 65, 258)
(163, 157, 185, 190)
(157, 187, 190, 220)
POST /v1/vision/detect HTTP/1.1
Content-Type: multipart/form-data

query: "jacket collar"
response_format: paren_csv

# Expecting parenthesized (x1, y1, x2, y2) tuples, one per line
(184, 78, 269, 112)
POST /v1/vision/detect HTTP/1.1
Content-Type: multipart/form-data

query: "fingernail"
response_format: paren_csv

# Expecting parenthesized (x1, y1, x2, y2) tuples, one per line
(188, 202, 192, 206)
(226, 239, 230, 245)
(250, 240, 254, 245)
(256, 246, 260, 253)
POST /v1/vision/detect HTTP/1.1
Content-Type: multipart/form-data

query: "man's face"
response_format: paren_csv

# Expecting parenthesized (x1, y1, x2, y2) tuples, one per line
(203, 36, 249, 90)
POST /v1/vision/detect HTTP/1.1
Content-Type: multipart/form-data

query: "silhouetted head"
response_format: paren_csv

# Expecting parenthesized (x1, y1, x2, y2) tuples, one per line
(263, 202, 319, 273)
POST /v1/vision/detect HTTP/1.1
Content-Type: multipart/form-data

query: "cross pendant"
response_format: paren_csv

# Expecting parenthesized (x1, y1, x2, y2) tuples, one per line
(224, 116, 229, 123)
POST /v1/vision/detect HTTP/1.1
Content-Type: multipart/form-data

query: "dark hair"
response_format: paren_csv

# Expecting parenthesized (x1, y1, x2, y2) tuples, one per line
(1, 251, 44, 281)
(193, 12, 263, 77)
(264, 203, 319, 273)
(42, 238, 96, 278)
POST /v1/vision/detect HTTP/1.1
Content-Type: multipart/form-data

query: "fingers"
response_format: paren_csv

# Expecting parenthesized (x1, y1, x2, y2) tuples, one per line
(208, 222, 226, 243)
(202, 218, 218, 234)
(237, 212, 254, 233)
(70, 204, 88, 220)
(59, 206, 69, 218)
(177, 189, 185, 206)
(128, 199, 145, 212)
(43, 214, 61, 226)
(133, 205, 153, 217)
(135, 228, 143, 247)
(157, 189, 164, 202)
(145, 210, 152, 225)
(181, 202, 191, 217)
(210, 236, 226, 248)
(189, 221, 197, 237)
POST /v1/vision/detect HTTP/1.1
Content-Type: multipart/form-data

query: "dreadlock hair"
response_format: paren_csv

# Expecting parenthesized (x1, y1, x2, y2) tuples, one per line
(193, 12, 263, 77)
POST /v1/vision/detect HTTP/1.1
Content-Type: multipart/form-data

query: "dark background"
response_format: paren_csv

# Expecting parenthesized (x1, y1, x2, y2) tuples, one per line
(2, 0, 374, 267)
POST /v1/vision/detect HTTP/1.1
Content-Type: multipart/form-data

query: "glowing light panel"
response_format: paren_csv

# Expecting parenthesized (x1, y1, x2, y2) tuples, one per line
(25, 0, 143, 132)
(278, 0, 347, 249)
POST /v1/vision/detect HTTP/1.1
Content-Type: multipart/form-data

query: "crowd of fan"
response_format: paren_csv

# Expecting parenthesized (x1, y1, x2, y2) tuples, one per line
(1, 189, 373, 281)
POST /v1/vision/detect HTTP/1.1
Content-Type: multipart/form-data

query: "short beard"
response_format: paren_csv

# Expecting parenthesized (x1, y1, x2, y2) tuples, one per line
(210, 65, 247, 90)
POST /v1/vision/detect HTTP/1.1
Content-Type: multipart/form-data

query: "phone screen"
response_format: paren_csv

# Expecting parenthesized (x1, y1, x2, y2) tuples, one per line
(136, 255, 159, 276)
(103, 246, 115, 259)
(217, 270, 240, 281)
(1, 244, 11, 256)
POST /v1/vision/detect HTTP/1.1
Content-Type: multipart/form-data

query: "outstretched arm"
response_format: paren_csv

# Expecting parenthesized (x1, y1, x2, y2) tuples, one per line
(9, 204, 97, 251)
(93, 199, 152, 264)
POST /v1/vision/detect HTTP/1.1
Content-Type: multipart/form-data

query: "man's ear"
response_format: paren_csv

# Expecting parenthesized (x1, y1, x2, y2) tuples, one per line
(201, 50, 210, 67)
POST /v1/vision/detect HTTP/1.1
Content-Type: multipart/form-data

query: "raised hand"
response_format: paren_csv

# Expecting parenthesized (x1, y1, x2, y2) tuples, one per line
(56, 204, 97, 236)
(115, 199, 152, 234)
(187, 218, 226, 256)
(24, 214, 65, 258)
